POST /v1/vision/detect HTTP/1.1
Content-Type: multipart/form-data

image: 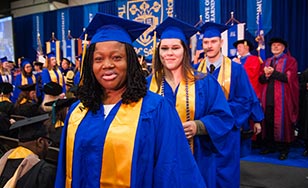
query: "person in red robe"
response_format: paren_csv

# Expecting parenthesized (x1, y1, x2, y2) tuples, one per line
(233, 39, 263, 98)
(233, 39, 264, 152)
(259, 37, 299, 160)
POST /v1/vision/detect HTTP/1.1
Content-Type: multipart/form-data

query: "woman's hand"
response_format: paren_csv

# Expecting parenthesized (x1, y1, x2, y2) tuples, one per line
(183, 121, 197, 139)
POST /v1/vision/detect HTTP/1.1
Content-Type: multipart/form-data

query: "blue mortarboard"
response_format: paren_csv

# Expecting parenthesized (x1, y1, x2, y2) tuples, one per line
(47, 51, 56, 59)
(81, 12, 150, 45)
(0, 56, 8, 63)
(152, 17, 198, 44)
(199, 22, 230, 38)
(21, 58, 32, 68)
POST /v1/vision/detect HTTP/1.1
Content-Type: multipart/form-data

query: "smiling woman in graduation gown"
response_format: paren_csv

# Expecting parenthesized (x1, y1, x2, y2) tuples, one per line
(55, 13, 206, 188)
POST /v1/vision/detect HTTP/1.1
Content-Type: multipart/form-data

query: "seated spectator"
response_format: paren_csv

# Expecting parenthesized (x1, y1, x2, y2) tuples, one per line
(0, 114, 56, 188)
(14, 83, 43, 117)
(40, 82, 64, 113)
(0, 82, 14, 136)
(44, 98, 78, 147)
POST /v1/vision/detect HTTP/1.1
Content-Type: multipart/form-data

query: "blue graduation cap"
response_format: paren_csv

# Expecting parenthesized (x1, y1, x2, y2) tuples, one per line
(0, 56, 8, 63)
(21, 58, 32, 68)
(199, 22, 230, 38)
(152, 17, 198, 44)
(47, 51, 56, 59)
(81, 13, 150, 45)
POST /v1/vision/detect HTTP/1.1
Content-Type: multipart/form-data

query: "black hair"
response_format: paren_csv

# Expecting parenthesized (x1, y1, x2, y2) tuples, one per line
(78, 43, 147, 113)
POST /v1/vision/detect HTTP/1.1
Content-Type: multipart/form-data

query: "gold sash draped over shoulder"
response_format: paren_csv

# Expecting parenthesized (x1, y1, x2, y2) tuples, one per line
(149, 75, 195, 152)
(48, 69, 63, 86)
(66, 99, 143, 188)
(21, 74, 36, 86)
(197, 56, 232, 99)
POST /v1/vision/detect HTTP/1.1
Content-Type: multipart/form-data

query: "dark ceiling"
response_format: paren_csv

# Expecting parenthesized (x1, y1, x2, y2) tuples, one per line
(0, 0, 69, 16)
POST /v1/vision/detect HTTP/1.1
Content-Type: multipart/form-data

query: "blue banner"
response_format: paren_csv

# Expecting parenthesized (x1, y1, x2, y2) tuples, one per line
(57, 8, 70, 41)
(199, 0, 221, 23)
(221, 23, 245, 58)
(32, 13, 44, 53)
(117, 0, 174, 57)
(83, 3, 98, 28)
(46, 41, 61, 65)
(62, 39, 75, 63)
(247, 0, 272, 36)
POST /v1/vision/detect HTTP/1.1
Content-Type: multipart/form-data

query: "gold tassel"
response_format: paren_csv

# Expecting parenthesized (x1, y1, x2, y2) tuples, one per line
(79, 33, 88, 86)
(151, 31, 157, 74)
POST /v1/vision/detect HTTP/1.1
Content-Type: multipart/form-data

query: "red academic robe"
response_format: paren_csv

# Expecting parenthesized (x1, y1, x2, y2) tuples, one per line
(242, 55, 263, 99)
(260, 53, 299, 142)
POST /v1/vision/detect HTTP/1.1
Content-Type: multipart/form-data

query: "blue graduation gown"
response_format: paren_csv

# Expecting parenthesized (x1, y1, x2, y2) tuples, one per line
(41, 68, 66, 93)
(12, 74, 36, 103)
(210, 62, 254, 129)
(73, 71, 80, 85)
(55, 91, 206, 188)
(209, 62, 257, 158)
(147, 74, 238, 188)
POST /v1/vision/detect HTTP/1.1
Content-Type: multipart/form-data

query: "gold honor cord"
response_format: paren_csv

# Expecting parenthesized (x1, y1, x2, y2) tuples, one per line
(149, 76, 196, 153)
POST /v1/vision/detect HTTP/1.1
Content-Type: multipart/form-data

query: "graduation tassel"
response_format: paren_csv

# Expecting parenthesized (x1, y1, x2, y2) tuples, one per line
(51, 101, 57, 126)
(79, 32, 88, 86)
(151, 31, 157, 74)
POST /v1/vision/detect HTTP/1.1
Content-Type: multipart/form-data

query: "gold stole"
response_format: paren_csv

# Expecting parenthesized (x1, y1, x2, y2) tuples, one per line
(1, 147, 40, 188)
(66, 100, 143, 188)
(198, 56, 232, 99)
(48, 69, 63, 86)
(0, 96, 11, 103)
(19, 98, 28, 105)
(21, 74, 36, 85)
(149, 76, 195, 152)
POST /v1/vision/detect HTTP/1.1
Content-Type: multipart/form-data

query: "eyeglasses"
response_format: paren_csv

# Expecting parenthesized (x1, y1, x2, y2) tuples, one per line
(41, 136, 53, 146)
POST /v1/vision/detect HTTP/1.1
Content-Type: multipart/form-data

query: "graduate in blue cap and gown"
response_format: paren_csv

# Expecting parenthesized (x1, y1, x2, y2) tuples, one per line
(12, 58, 37, 103)
(147, 17, 235, 188)
(0, 56, 13, 84)
(55, 13, 206, 188)
(14, 83, 43, 118)
(41, 52, 66, 96)
(196, 22, 258, 187)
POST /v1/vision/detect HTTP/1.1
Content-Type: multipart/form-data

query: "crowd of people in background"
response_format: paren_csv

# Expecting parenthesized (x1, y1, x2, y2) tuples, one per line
(0, 12, 307, 188)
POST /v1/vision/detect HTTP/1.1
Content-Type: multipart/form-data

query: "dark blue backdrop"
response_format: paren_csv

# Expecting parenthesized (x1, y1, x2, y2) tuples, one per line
(13, 0, 308, 71)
